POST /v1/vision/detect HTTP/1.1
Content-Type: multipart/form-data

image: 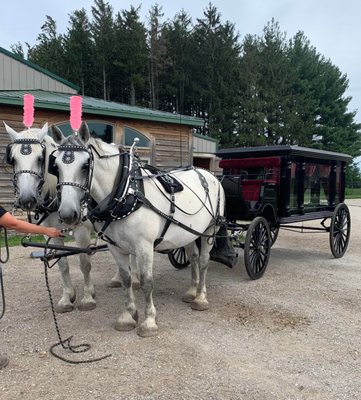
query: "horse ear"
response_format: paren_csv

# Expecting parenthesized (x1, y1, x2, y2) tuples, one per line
(3, 122, 20, 141)
(37, 123, 48, 141)
(78, 121, 90, 144)
(51, 125, 65, 144)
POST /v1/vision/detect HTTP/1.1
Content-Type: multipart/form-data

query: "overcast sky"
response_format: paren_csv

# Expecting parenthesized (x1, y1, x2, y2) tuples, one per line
(1, 0, 361, 123)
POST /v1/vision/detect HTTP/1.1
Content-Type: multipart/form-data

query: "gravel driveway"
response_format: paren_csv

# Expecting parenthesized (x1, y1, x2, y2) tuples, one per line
(1, 200, 361, 400)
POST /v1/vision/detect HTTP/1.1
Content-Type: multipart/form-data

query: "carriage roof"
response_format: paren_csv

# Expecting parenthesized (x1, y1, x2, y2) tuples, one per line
(216, 145, 352, 162)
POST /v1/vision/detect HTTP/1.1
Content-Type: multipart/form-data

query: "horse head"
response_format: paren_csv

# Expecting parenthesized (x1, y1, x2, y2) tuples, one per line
(51, 122, 92, 225)
(4, 122, 57, 211)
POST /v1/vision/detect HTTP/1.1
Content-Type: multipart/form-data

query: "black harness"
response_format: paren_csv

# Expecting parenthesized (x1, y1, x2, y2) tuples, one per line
(6, 138, 47, 209)
(50, 143, 223, 248)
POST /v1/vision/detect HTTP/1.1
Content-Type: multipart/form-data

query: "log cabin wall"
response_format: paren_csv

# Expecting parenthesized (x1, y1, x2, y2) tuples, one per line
(0, 105, 192, 209)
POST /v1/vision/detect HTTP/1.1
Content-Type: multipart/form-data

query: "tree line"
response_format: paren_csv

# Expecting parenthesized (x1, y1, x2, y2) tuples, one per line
(11, 0, 361, 181)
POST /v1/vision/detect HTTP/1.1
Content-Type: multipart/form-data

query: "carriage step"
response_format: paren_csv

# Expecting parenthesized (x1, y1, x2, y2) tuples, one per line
(279, 211, 333, 224)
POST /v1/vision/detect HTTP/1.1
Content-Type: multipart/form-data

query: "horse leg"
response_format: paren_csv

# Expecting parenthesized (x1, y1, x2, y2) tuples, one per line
(182, 242, 200, 303)
(136, 246, 158, 337)
(109, 255, 140, 289)
(108, 248, 138, 331)
(56, 255, 76, 313)
(191, 235, 214, 311)
(73, 225, 96, 311)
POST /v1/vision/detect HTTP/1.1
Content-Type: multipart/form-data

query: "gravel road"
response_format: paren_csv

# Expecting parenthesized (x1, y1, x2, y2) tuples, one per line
(1, 200, 361, 400)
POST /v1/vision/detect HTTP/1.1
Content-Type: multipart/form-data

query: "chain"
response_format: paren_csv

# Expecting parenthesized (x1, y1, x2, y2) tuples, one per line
(42, 243, 111, 364)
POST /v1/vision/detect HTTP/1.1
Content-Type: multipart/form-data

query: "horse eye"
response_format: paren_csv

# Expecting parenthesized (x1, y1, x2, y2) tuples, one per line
(37, 156, 42, 164)
(82, 163, 89, 170)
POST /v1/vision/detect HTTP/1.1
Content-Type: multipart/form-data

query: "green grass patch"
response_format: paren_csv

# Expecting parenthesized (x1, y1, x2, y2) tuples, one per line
(345, 187, 361, 199)
(0, 232, 74, 248)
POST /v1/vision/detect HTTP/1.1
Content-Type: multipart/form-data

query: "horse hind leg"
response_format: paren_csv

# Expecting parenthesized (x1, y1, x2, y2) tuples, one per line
(182, 242, 200, 303)
(191, 234, 214, 311)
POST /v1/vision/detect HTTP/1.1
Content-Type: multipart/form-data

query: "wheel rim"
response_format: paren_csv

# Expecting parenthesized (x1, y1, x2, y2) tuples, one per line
(168, 247, 190, 269)
(330, 204, 351, 258)
(245, 218, 271, 279)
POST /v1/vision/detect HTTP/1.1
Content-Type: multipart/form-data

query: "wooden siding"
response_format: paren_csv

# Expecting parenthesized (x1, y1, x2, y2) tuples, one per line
(0, 105, 193, 208)
(0, 53, 77, 94)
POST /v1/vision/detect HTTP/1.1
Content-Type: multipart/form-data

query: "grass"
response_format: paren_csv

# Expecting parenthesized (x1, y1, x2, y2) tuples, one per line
(0, 232, 74, 248)
(345, 187, 361, 199)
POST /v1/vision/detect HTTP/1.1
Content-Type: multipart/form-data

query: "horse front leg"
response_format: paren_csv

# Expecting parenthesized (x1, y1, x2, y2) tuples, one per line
(108, 248, 138, 331)
(136, 247, 158, 337)
(182, 242, 200, 303)
(109, 254, 140, 289)
(73, 225, 96, 311)
(55, 254, 76, 313)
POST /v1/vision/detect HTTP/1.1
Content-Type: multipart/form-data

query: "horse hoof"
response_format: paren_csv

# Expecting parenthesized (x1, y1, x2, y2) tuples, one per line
(191, 299, 209, 311)
(55, 303, 74, 313)
(78, 301, 96, 311)
(108, 280, 122, 288)
(136, 323, 158, 338)
(182, 293, 196, 303)
(114, 312, 137, 331)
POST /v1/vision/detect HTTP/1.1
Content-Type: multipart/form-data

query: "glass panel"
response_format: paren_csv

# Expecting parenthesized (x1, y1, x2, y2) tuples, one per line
(304, 163, 331, 208)
(55, 122, 114, 143)
(289, 162, 298, 208)
(124, 127, 150, 148)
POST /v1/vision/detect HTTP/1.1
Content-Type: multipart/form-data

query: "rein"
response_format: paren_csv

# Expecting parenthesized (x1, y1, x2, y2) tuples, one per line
(0, 227, 10, 321)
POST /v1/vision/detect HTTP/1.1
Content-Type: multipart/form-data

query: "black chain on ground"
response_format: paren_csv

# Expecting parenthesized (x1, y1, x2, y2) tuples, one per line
(42, 246, 111, 364)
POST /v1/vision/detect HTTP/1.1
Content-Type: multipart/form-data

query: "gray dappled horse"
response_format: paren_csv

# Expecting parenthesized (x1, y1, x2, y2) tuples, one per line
(50, 122, 226, 337)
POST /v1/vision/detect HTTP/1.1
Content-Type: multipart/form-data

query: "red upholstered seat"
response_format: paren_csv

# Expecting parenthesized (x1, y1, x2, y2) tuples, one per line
(241, 180, 263, 201)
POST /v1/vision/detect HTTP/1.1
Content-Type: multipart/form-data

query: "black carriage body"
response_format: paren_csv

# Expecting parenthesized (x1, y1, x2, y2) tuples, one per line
(216, 145, 352, 224)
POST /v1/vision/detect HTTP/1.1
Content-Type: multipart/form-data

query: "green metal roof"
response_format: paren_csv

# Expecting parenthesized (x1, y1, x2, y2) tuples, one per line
(0, 90, 204, 127)
(0, 46, 79, 91)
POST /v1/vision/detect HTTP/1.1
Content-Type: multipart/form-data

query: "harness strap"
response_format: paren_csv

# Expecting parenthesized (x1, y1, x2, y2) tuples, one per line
(154, 187, 176, 248)
(136, 191, 217, 240)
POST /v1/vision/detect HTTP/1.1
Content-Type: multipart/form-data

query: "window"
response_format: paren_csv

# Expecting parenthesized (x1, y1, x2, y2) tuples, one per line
(124, 127, 150, 148)
(304, 163, 330, 208)
(55, 121, 114, 143)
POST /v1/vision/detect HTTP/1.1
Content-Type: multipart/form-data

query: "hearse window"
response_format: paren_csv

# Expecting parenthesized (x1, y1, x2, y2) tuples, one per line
(304, 163, 330, 208)
(54, 121, 114, 143)
(290, 162, 298, 208)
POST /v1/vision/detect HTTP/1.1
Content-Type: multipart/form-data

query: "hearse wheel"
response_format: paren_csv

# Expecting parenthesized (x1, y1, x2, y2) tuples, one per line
(329, 203, 351, 258)
(269, 225, 280, 247)
(244, 217, 272, 280)
(168, 247, 190, 269)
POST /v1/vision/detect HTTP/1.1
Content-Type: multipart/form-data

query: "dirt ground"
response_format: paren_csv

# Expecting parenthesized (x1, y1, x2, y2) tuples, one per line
(0, 200, 361, 400)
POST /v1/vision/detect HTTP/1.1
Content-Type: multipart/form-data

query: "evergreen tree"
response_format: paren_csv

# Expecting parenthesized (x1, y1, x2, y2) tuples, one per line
(162, 10, 193, 114)
(114, 6, 148, 106)
(28, 15, 65, 76)
(91, 0, 115, 100)
(64, 9, 95, 95)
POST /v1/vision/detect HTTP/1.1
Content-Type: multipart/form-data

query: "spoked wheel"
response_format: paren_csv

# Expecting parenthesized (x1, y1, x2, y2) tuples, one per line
(269, 225, 280, 247)
(244, 217, 272, 280)
(329, 203, 351, 258)
(168, 247, 190, 269)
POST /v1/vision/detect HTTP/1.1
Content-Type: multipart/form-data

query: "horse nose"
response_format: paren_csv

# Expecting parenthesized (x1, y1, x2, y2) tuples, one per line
(18, 195, 37, 211)
(59, 209, 79, 225)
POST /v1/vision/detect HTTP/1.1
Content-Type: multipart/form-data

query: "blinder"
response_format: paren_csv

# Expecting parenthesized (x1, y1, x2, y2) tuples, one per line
(5, 144, 14, 165)
(48, 152, 58, 178)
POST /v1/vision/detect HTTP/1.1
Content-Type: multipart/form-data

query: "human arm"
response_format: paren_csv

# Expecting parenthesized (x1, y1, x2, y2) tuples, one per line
(0, 212, 61, 238)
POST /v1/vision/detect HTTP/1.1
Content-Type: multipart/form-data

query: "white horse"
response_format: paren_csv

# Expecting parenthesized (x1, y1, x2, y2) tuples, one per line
(51, 123, 225, 337)
(4, 123, 125, 312)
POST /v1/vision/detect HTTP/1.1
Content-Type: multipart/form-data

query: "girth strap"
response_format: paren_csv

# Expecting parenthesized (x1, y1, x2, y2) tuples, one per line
(153, 187, 176, 248)
(136, 191, 217, 240)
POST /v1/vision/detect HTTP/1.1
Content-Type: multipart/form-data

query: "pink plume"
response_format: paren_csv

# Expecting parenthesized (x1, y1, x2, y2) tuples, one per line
(70, 96, 82, 132)
(23, 94, 34, 128)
